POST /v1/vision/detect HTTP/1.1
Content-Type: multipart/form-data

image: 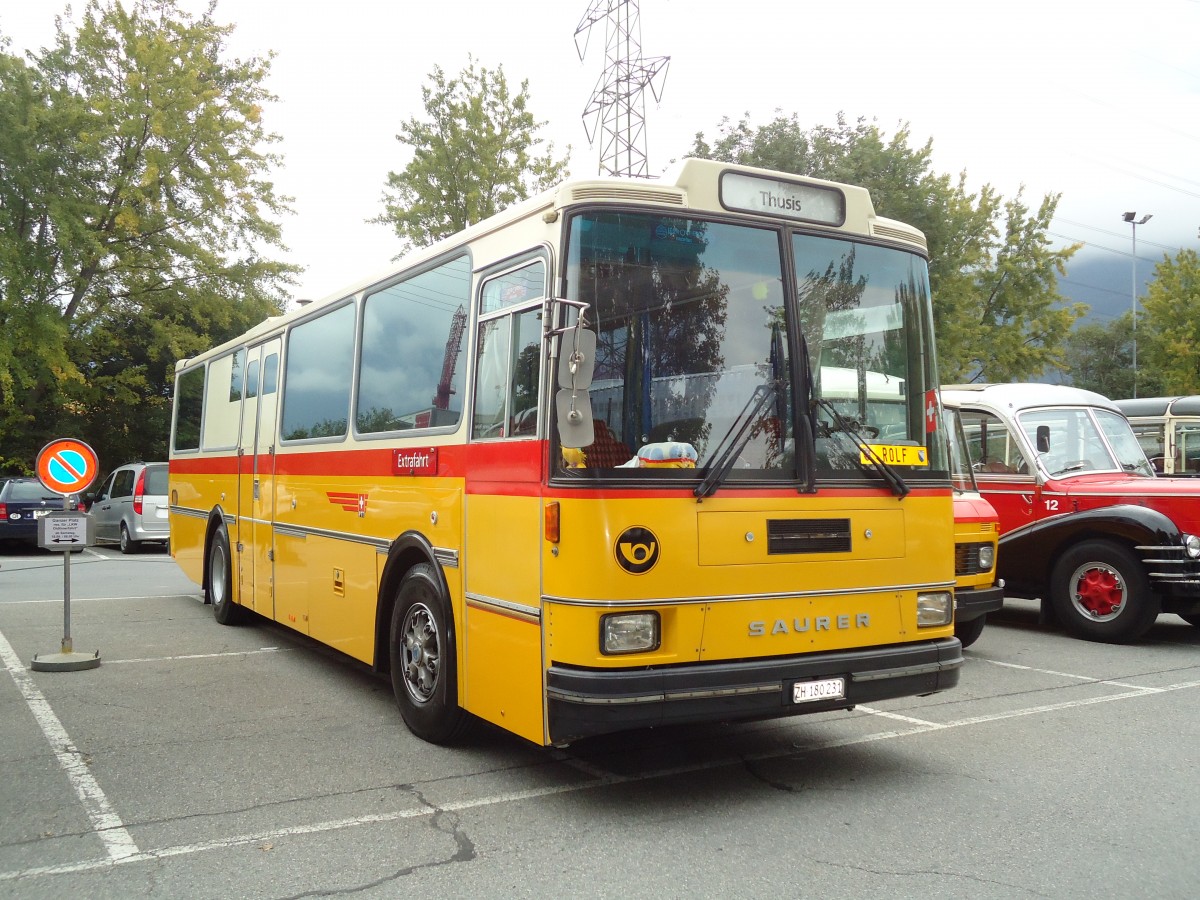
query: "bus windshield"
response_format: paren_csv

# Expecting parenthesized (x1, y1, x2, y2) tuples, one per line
(561, 210, 944, 484)
(1017, 407, 1155, 478)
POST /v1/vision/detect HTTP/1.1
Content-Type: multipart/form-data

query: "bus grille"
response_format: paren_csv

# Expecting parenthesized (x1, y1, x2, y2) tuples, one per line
(955, 542, 987, 575)
(767, 519, 851, 554)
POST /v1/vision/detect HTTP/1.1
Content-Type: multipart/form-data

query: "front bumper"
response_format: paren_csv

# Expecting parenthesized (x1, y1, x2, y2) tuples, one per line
(546, 637, 963, 743)
(953, 584, 1005, 623)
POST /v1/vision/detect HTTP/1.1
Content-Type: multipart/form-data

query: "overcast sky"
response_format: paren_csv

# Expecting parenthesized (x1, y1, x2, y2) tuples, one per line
(4, 0, 1198, 317)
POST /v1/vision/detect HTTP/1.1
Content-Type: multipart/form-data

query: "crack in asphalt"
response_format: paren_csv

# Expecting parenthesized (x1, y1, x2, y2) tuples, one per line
(272, 788, 476, 898)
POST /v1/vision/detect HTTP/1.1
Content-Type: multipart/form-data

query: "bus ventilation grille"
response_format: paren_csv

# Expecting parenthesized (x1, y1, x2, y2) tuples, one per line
(564, 186, 686, 206)
(767, 518, 852, 554)
(871, 222, 928, 252)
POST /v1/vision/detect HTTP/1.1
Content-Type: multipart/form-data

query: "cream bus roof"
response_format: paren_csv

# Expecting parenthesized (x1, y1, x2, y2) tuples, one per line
(941, 383, 1120, 416)
(177, 158, 928, 372)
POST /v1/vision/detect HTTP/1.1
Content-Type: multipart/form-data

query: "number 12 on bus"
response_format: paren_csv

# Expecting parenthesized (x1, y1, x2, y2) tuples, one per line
(168, 158, 961, 747)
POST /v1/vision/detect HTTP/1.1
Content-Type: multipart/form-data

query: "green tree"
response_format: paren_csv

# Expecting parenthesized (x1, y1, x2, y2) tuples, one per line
(689, 113, 1084, 382)
(1139, 248, 1200, 394)
(1062, 315, 1135, 398)
(0, 0, 295, 473)
(372, 57, 569, 251)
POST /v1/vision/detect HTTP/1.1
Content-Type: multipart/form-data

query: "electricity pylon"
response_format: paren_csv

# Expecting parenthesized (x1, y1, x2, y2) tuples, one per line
(575, 1, 669, 178)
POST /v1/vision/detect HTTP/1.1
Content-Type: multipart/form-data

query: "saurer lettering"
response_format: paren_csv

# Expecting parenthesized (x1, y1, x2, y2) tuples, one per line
(749, 613, 871, 636)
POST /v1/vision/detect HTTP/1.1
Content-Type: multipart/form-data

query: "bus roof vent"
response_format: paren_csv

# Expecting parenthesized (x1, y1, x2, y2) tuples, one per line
(870, 221, 928, 252)
(563, 185, 687, 207)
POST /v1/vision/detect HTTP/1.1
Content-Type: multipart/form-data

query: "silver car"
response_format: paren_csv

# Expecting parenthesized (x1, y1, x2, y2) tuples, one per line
(87, 462, 169, 553)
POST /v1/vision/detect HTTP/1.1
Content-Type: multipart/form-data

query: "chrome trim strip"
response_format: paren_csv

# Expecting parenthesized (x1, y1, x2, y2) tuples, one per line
(466, 593, 541, 622)
(545, 682, 778, 706)
(183, 513, 462, 563)
(269, 523, 390, 548)
(851, 658, 963, 682)
(542, 581, 955, 609)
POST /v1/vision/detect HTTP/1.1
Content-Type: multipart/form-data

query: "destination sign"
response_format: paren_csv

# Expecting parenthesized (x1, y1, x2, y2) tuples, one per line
(720, 172, 845, 226)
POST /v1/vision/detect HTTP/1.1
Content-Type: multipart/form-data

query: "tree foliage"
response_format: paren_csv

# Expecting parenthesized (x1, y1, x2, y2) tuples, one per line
(372, 57, 569, 252)
(1062, 315, 1135, 398)
(0, 0, 295, 474)
(689, 113, 1084, 382)
(1138, 249, 1200, 394)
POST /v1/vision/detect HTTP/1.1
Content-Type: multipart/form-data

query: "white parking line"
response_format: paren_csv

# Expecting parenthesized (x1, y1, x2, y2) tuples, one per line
(982, 658, 1166, 692)
(0, 628, 140, 863)
(855, 706, 943, 727)
(105, 647, 285, 665)
(3, 673, 1197, 882)
(1, 594, 204, 606)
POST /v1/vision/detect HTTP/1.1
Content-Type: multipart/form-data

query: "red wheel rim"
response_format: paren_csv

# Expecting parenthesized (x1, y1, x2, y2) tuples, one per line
(1071, 564, 1125, 620)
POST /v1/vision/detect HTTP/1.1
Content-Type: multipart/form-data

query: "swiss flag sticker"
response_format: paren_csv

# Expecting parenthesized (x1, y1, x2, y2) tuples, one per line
(925, 390, 939, 433)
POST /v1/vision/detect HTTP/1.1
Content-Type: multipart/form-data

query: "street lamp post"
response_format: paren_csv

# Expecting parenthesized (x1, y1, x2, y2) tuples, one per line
(1122, 211, 1152, 398)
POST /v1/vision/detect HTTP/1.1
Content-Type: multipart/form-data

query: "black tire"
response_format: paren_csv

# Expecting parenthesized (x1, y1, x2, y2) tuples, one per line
(207, 526, 243, 625)
(389, 563, 469, 744)
(1179, 613, 1200, 628)
(119, 523, 137, 555)
(1050, 540, 1159, 643)
(954, 614, 987, 649)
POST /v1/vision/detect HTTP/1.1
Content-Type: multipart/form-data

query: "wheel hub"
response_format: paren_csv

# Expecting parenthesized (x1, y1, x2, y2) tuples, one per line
(401, 604, 440, 704)
(1073, 564, 1124, 619)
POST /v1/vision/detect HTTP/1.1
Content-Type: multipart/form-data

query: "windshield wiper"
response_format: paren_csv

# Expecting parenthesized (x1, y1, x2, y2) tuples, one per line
(814, 397, 910, 498)
(694, 383, 777, 501)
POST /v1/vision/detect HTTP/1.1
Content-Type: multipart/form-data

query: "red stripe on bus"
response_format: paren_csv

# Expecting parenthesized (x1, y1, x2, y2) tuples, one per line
(170, 442, 546, 479)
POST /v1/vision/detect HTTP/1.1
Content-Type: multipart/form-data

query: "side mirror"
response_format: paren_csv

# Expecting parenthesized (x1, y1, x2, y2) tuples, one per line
(555, 326, 596, 449)
(1036, 425, 1050, 453)
(557, 327, 596, 389)
(556, 389, 594, 449)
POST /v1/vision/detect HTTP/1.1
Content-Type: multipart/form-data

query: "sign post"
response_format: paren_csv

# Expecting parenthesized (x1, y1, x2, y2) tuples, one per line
(30, 438, 101, 672)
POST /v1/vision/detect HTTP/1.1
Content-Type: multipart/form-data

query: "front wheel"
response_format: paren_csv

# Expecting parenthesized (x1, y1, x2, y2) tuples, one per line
(954, 614, 987, 649)
(1050, 540, 1159, 643)
(389, 563, 469, 744)
(207, 526, 244, 625)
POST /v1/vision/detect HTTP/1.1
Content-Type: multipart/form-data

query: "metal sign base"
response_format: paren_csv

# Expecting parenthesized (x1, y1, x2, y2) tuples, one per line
(31, 650, 101, 672)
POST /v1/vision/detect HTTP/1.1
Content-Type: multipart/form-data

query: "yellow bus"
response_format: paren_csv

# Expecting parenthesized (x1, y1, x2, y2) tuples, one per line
(168, 158, 960, 746)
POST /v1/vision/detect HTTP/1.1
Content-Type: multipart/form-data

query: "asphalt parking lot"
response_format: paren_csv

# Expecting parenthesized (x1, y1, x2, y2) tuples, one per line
(2, 544, 1199, 899)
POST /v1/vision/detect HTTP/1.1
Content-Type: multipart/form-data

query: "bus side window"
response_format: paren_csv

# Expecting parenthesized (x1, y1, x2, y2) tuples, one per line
(472, 260, 545, 441)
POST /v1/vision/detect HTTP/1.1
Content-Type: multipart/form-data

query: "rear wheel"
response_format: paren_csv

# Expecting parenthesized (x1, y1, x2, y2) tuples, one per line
(389, 563, 469, 744)
(1180, 613, 1200, 628)
(207, 526, 243, 625)
(954, 614, 987, 649)
(1050, 540, 1159, 643)
(119, 523, 137, 555)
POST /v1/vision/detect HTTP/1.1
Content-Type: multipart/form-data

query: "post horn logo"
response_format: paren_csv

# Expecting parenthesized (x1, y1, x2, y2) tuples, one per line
(615, 526, 659, 574)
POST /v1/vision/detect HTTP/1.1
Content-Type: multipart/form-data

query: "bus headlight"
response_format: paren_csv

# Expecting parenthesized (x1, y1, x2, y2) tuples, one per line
(601, 612, 660, 654)
(1184, 534, 1200, 559)
(916, 591, 953, 627)
(978, 544, 995, 570)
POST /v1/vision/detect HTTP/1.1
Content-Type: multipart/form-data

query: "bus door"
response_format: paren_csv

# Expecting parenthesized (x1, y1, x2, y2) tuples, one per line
(462, 261, 546, 743)
(236, 338, 281, 616)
